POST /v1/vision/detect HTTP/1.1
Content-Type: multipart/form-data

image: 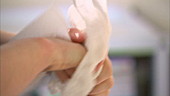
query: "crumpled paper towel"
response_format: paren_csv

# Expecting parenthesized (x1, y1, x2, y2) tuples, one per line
(12, 0, 111, 96)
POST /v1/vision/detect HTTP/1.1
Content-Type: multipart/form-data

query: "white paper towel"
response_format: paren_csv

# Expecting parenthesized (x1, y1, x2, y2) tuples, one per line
(12, 0, 111, 96)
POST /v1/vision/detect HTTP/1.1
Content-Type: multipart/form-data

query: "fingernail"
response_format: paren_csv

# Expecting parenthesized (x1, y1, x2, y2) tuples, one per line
(69, 30, 80, 41)
(74, 32, 80, 39)
(69, 28, 86, 43)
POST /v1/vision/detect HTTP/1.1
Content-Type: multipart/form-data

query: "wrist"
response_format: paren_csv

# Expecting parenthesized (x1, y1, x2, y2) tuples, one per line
(0, 38, 53, 96)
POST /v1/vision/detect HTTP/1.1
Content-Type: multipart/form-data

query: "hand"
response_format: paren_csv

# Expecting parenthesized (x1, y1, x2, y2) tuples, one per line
(0, 30, 15, 45)
(56, 28, 114, 96)
(0, 30, 86, 96)
(89, 57, 114, 96)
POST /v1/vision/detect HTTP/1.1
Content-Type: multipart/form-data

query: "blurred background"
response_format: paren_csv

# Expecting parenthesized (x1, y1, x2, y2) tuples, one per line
(1, 0, 169, 96)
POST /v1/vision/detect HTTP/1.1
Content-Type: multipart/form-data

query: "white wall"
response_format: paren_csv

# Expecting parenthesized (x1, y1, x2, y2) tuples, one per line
(135, 0, 170, 32)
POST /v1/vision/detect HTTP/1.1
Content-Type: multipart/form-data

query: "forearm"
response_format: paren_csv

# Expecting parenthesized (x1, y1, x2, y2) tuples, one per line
(0, 36, 86, 96)
(0, 30, 16, 45)
(0, 39, 49, 96)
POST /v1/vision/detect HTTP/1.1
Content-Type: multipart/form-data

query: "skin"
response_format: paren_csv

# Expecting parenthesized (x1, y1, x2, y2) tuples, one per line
(0, 29, 113, 96)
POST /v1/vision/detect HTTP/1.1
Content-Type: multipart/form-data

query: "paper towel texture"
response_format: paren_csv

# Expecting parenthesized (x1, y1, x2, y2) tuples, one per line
(12, 0, 111, 96)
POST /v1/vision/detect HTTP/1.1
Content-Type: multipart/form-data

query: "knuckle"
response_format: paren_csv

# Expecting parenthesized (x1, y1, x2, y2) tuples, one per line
(34, 38, 66, 70)
(33, 37, 57, 59)
(106, 59, 113, 76)
(108, 77, 114, 88)
(90, 77, 114, 95)
(104, 77, 114, 90)
(34, 37, 54, 49)
(33, 37, 57, 54)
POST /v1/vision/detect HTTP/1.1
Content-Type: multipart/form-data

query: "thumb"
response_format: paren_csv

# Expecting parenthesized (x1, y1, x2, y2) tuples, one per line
(45, 38, 86, 71)
(69, 28, 86, 43)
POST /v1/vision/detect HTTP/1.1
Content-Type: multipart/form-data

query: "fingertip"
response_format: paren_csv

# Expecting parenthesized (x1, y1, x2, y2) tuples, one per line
(94, 60, 105, 72)
(69, 28, 86, 43)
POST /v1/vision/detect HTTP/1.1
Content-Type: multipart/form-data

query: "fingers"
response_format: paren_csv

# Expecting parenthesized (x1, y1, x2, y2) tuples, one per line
(63, 57, 112, 80)
(55, 67, 76, 82)
(54, 28, 84, 80)
(96, 57, 113, 85)
(89, 57, 113, 95)
(56, 57, 113, 86)
(65, 67, 76, 77)
(94, 60, 104, 72)
(48, 28, 85, 79)
(89, 77, 114, 95)
(88, 90, 110, 96)
(69, 28, 86, 43)
(0, 30, 16, 44)
(45, 38, 86, 71)
(55, 71, 70, 83)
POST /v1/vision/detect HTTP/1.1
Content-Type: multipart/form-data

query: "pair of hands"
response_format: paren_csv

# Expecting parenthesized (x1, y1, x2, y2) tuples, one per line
(0, 29, 113, 96)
